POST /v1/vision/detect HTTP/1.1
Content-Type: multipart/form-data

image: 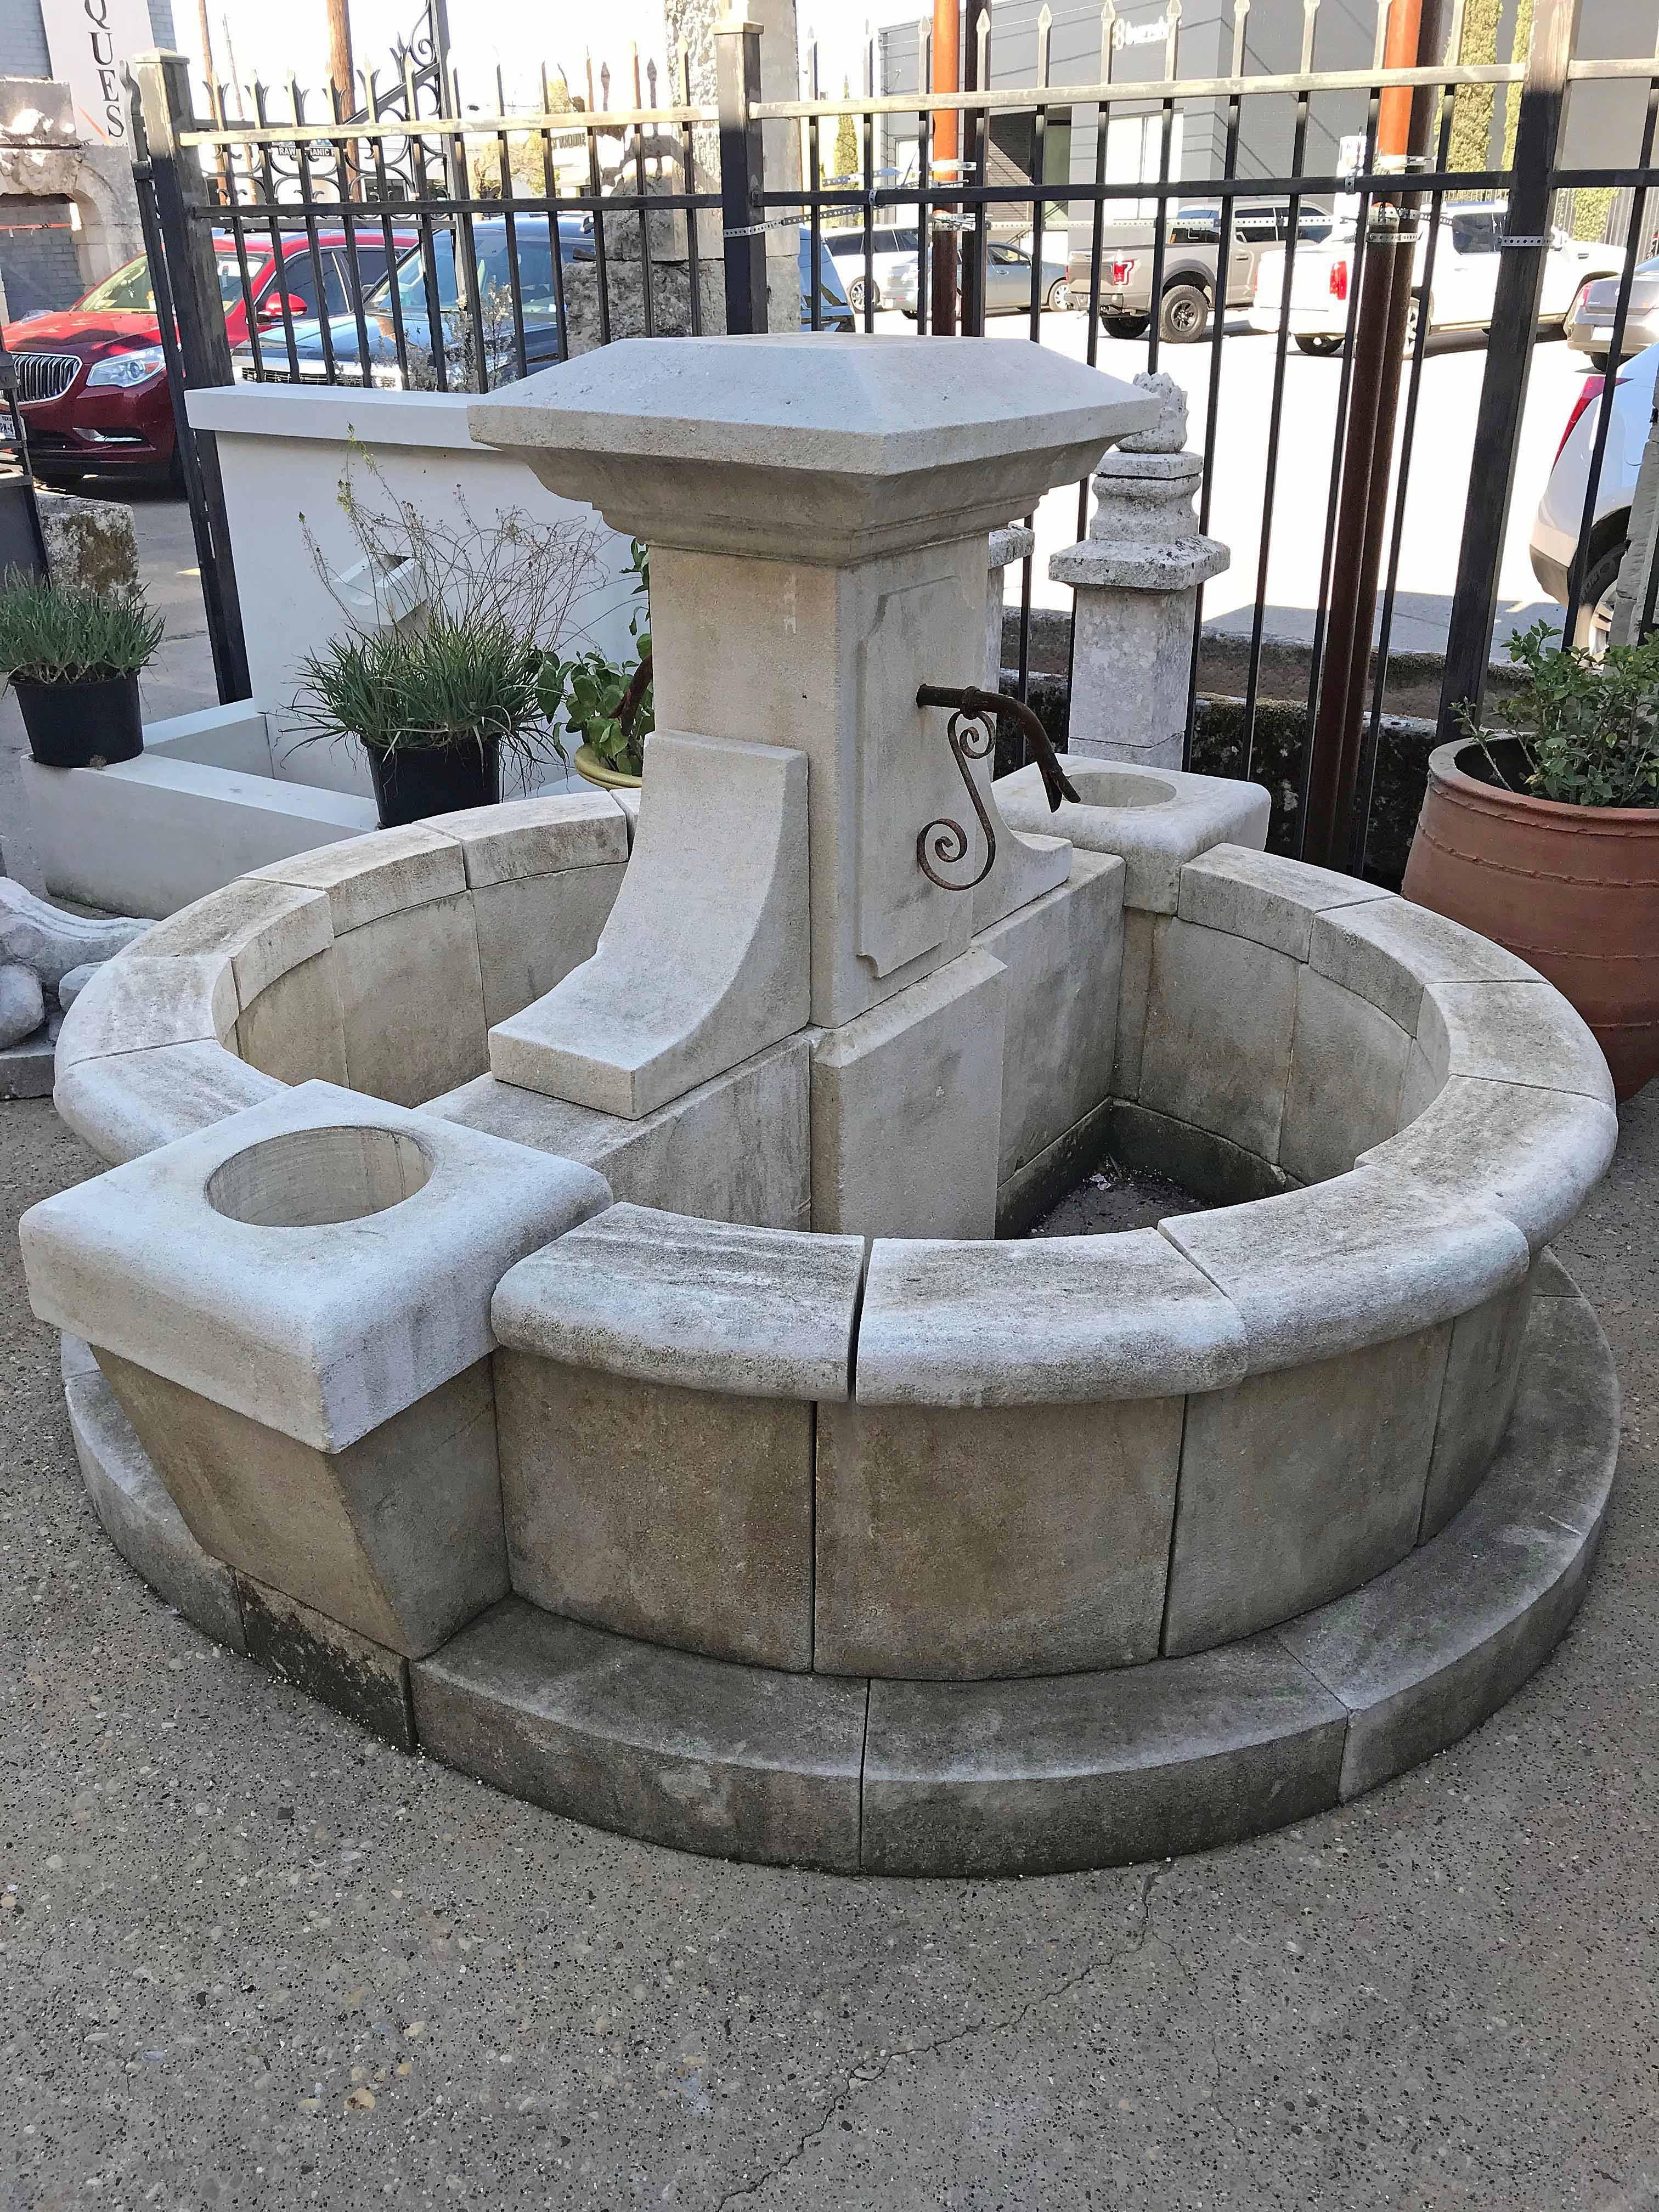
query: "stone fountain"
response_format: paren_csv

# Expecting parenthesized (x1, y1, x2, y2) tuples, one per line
(20, 336, 1620, 1875)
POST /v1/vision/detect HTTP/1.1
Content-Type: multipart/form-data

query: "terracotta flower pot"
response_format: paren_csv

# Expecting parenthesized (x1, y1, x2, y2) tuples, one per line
(1403, 737, 1659, 1101)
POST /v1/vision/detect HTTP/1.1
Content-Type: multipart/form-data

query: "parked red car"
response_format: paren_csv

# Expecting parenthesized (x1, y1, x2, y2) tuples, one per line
(3, 228, 416, 486)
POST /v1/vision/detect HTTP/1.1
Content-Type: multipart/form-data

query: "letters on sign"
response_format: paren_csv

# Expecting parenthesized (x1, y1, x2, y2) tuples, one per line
(42, 0, 155, 143)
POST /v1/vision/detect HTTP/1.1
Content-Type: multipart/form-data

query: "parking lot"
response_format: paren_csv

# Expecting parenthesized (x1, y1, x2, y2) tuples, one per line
(65, 309, 1603, 719)
(869, 304, 1600, 657)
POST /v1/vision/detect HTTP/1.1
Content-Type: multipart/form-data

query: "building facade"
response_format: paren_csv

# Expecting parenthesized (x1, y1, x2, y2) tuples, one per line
(0, 0, 176, 320)
(877, 0, 1658, 242)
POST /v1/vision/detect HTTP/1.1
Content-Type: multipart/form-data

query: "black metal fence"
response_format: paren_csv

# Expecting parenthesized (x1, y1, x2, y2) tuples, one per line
(127, 0, 1659, 874)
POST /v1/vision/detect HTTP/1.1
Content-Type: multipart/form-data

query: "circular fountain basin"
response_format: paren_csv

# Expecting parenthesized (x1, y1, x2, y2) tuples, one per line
(33, 791, 1621, 1875)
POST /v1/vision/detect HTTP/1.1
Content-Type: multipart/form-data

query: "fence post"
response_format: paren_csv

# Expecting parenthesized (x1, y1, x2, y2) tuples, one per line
(129, 52, 251, 703)
(715, 13, 768, 334)
(1437, 0, 1582, 736)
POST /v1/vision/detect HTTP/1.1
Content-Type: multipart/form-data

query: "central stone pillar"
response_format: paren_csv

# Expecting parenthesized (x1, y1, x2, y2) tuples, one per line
(470, 334, 1154, 1236)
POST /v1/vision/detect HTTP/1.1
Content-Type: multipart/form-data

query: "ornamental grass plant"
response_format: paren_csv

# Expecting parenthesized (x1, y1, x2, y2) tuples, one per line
(0, 572, 163, 684)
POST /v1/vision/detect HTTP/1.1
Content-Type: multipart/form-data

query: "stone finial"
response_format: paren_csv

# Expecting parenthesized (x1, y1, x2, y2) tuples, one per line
(1118, 370, 1188, 455)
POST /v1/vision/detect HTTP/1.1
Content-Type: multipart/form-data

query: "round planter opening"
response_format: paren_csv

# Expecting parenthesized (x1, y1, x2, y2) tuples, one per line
(1060, 765, 1176, 811)
(207, 1126, 433, 1228)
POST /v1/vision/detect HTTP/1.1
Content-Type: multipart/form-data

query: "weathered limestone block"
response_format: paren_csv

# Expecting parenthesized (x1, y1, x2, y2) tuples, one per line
(63, 1344, 246, 1652)
(1163, 1324, 1453, 1653)
(975, 850, 1124, 1203)
(94, 1347, 504, 1659)
(490, 1201, 864, 1399)
(424, 788, 630, 1028)
(489, 1205, 864, 1670)
(1360, 1076, 1619, 1258)
(810, 947, 1007, 1240)
(1159, 1169, 1532, 1375)
(861, 1637, 1347, 1876)
(853, 1228, 1246, 1408)
(996, 757, 1269, 913)
(1137, 915, 1301, 1161)
(251, 827, 488, 1106)
(1176, 841, 1387, 960)
(489, 732, 809, 1119)
(38, 488, 140, 592)
(54, 1039, 284, 1166)
(1273, 1282, 1618, 1803)
(20, 1079, 611, 1449)
(1279, 966, 1414, 1186)
(431, 1034, 811, 1230)
(236, 1574, 415, 1747)
(1419, 1265, 1539, 1539)
(815, 1390, 1187, 1679)
(57, 962, 97, 1009)
(1051, 371, 1229, 768)
(413, 1599, 867, 1871)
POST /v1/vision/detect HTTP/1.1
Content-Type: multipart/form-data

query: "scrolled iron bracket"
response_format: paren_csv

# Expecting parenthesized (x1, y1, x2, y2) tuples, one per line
(914, 681, 1081, 893)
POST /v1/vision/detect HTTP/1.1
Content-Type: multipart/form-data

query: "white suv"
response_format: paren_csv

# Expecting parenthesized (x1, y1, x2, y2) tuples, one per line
(1530, 339, 1656, 649)
(824, 225, 921, 314)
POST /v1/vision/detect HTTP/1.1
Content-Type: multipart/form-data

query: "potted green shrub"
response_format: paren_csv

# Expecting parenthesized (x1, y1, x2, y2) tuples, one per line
(541, 540, 654, 791)
(0, 572, 162, 768)
(290, 450, 603, 827)
(1403, 618, 1659, 1099)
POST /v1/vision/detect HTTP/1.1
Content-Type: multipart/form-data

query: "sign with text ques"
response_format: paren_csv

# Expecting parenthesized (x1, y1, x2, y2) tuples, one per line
(43, 0, 154, 144)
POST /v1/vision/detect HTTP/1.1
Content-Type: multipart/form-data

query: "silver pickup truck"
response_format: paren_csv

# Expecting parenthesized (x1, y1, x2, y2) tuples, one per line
(1071, 200, 1333, 344)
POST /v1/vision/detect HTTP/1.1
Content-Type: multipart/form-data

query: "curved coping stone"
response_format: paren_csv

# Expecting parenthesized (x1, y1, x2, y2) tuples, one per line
(1308, 889, 1543, 1035)
(1176, 842, 1389, 962)
(21, 1079, 612, 1453)
(56, 797, 634, 1169)
(1359, 1076, 1620, 1259)
(854, 1228, 1247, 1409)
(1414, 974, 1616, 1108)
(56, 950, 239, 1073)
(55, 1042, 285, 1169)
(64, 1271, 1616, 1874)
(127, 876, 335, 1002)
(997, 759, 1271, 913)
(1158, 1167, 1532, 1376)
(492, 1201, 866, 1401)
(411, 1597, 869, 1872)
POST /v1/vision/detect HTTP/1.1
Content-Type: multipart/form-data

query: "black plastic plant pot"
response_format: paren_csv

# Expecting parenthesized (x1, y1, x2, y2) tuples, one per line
(14, 670, 143, 769)
(365, 735, 500, 828)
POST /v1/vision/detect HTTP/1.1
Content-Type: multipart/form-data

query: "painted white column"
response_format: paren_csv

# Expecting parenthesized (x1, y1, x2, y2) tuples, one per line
(1050, 370, 1229, 771)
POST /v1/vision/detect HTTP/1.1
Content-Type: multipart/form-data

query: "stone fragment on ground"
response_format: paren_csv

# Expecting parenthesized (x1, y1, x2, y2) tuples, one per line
(0, 959, 44, 1047)
(57, 962, 95, 1010)
(0, 877, 145, 990)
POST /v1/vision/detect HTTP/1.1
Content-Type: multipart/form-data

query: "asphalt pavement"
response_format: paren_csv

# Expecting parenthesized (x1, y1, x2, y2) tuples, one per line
(2, 1073, 1656, 2210)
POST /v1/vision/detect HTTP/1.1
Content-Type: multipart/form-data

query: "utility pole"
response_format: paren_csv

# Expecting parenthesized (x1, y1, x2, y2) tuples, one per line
(194, 0, 216, 87)
(929, 0, 958, 332)
(1301, 0, 1446, 871)
(327, 0, 356, 114)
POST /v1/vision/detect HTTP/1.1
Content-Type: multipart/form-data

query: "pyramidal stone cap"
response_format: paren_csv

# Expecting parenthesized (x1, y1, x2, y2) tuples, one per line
(468, 333, 1159, 563)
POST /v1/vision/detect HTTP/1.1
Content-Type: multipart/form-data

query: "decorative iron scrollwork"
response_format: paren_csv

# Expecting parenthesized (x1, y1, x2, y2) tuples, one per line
(914, 681, 1081, 893)
(916, 704, 998, 891)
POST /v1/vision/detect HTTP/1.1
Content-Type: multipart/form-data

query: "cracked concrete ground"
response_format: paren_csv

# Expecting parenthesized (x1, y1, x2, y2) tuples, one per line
(2, 1086, 1656, 2212)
